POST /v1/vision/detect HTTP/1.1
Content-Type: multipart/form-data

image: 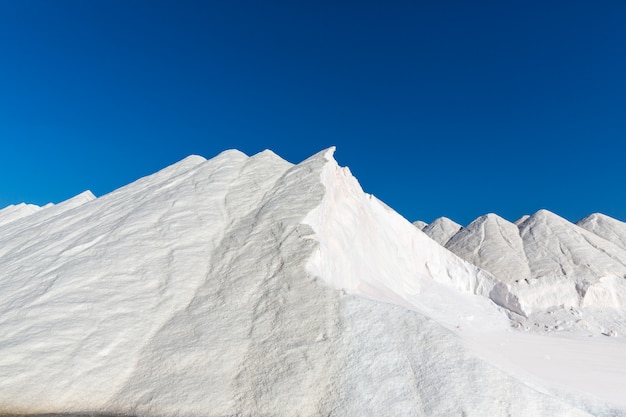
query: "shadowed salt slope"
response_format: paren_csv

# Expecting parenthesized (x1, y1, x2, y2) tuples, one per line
(304, 151, 508, 325)
(420, 216, 461, 245)
(0, 148, 617, 416)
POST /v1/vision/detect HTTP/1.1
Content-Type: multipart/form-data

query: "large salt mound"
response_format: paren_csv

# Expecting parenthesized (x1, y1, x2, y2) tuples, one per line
(0, 149, 621, 416)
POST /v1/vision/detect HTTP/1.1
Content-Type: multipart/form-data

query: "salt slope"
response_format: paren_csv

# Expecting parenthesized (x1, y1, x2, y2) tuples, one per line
(0, 148, 606, 416)
(420, 216, 461, 245)
(0, 150, 295, 413)
(304, 151, 509, 325)
(445, 213, 531, 285)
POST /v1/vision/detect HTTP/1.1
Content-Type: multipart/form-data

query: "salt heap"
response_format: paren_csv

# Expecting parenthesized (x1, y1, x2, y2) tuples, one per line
(415, 208, 626, 336)
(1, 148, 623, 417)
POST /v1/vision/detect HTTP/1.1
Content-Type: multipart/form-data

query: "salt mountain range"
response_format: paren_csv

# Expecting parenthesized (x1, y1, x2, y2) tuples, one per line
(1, 148, 625, 417)
(415, 211, 626, 321)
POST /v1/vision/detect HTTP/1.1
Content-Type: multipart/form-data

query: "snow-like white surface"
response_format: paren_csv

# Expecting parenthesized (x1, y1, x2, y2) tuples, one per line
(0, 149, 625, 416)
(421, 216, 462, 245)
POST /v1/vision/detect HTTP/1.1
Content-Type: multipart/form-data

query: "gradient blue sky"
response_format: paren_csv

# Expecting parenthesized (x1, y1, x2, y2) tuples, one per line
(1, 1, 625, 225)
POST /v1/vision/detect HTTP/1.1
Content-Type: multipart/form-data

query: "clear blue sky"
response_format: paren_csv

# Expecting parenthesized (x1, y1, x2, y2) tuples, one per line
(1, 1, 625, 225)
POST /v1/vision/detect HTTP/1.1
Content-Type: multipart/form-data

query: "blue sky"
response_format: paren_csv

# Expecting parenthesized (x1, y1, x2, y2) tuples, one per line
(1, 1, 625, 225)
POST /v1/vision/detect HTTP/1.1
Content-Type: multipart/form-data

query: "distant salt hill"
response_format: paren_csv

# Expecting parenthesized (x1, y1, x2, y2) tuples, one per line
(415, 211, 626, 326)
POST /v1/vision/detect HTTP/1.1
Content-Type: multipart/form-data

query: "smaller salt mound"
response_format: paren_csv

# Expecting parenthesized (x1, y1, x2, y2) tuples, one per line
(421, 216, 462, 246)
(577, 213, 626, 250)
(412, 220, 428, 230)
(445, 213, 531, 285)
(445, 210, 626, 316)
(510, 210, 626, 314)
